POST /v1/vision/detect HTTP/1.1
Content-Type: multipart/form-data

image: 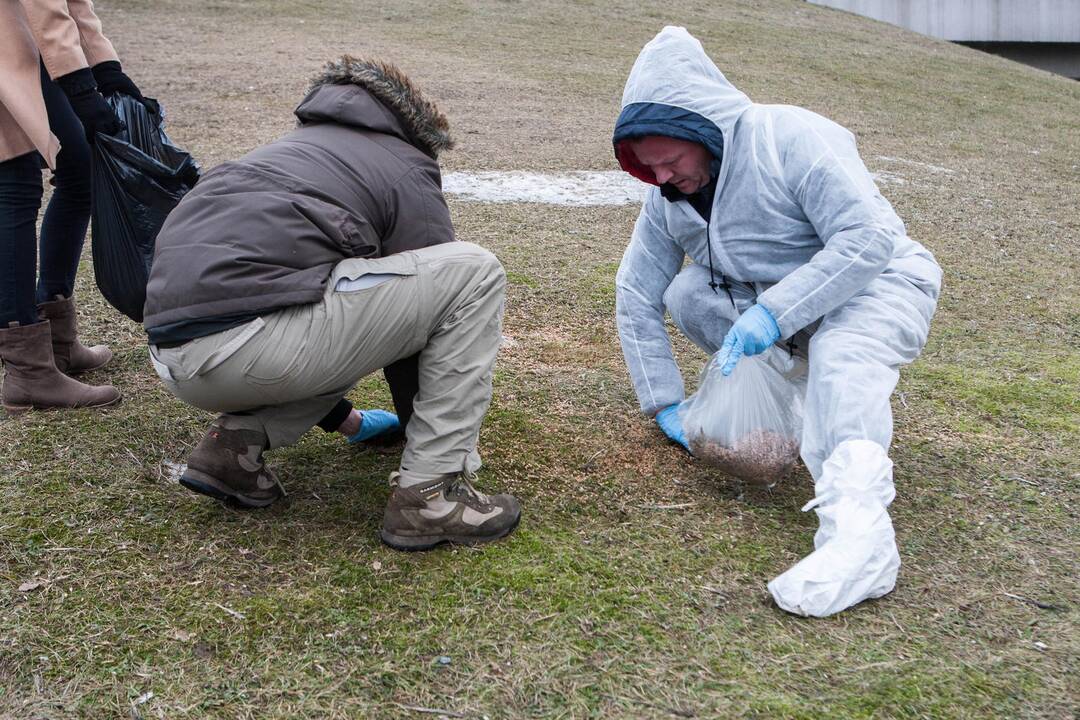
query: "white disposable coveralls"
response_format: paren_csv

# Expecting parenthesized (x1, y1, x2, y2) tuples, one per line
(614, 27, 942, 617)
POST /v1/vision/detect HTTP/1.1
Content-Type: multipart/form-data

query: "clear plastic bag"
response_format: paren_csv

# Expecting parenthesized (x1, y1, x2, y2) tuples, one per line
(680, 346, 806, 486)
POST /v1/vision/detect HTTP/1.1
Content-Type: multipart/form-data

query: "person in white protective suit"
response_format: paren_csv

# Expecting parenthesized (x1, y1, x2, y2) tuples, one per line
(612, 27, 942, 617)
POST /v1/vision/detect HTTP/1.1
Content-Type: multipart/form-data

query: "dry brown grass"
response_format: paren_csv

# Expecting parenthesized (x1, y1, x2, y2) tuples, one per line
(1, 1, 1077, 718)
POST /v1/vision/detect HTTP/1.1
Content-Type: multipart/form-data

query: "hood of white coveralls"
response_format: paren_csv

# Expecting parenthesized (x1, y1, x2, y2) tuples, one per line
(613, 26, 752, 188)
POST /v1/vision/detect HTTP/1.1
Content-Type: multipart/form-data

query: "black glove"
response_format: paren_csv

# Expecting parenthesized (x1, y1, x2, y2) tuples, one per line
(54, 67, 122, 143)
(93, 60, 160, 116)
(91, 60, 143, 101)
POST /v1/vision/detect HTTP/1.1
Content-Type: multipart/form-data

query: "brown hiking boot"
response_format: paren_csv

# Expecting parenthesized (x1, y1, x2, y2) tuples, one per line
(179, 418, 283, 508)
(381, 471, 521, 550)
(37, 294, 112, 375)
(0, 320, 121, 414)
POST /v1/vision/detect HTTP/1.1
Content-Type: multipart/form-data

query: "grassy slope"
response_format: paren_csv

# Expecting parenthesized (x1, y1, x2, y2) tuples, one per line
(1, 1, 1077, 717)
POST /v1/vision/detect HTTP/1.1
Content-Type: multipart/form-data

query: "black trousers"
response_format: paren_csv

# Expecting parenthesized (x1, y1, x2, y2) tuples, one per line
(0, 62, 93, 326)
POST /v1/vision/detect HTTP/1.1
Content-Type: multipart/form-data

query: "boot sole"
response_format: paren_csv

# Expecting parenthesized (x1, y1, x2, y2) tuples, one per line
(3, 394, 121, 416)
(179, 467, 281, 509)
(380, 513, 521, 552)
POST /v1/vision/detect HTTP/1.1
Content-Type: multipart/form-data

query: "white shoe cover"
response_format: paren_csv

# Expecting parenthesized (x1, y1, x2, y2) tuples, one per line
(768, 440, 900, 618)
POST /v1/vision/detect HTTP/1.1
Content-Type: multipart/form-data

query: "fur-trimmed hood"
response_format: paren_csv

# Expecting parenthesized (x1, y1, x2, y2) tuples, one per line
(295, 56, 453, 159)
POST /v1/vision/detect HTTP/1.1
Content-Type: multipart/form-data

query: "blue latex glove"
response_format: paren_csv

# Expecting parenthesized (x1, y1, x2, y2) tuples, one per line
(347, 409, 401, 444)
(716, 304, 780, 376)
(655, 403, 690, 452)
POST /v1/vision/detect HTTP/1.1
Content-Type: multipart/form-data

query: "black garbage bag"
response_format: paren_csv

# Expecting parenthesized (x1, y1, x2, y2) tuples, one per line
(90, 94, 199, 322)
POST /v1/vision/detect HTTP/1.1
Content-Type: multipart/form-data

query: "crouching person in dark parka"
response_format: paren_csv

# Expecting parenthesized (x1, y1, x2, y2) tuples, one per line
(145, 57, 520, 550)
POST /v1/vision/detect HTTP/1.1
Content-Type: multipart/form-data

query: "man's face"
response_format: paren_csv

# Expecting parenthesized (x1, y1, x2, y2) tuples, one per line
(630, 136, 713, 194)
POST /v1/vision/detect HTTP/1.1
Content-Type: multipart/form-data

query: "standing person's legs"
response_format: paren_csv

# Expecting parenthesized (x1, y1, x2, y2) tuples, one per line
(36, 61, 92, 304)
(0, 151, 119, 412)
(32, 62, 114, 375)
(769, 274, 937, 617)
(0, 153, 44, 328)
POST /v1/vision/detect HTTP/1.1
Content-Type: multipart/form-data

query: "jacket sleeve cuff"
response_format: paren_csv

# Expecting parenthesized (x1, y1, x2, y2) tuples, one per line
(54, 66, 97, 97)
(317, 398, 353, 432)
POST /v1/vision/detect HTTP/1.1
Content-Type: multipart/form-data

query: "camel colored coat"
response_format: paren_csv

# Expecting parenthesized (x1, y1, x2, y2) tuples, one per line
(0, 0, 118, 168)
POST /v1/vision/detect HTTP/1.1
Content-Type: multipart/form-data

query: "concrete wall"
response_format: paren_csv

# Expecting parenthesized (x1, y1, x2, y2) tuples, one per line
(807, 0, 1080, 42)
(962, 41, 1080, 77)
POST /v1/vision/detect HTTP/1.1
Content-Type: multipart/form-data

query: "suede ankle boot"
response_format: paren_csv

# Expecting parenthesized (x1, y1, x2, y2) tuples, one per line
(37, 294, 113, 375)
(179, 418, 283, 508)
(0, 320, 121, 414)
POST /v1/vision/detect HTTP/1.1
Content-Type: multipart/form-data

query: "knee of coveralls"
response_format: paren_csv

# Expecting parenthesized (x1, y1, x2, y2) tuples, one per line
(796, 269, 938, 481)
(800, 328, 902, 481)
(662, 263, 754, 354)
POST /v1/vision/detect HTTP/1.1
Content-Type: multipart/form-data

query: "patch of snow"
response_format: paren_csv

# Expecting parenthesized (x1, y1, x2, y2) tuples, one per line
(442, 171, 646, 206)
(875, 155, 954, 174)
(872, 171, 906, 186)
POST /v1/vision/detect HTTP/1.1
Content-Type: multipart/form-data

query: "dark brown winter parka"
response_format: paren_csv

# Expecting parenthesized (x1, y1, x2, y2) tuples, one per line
(143, 57, 455, 335)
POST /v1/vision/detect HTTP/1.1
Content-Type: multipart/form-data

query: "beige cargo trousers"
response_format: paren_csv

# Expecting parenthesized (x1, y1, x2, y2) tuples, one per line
(149, 242, 505, 477)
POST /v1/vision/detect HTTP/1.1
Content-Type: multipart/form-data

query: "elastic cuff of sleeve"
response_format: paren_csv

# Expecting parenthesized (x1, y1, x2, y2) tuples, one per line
(649, 399, 683, 419)
(755, 300, 787, 341)
(55, 67, 97, 96)
(317, 398, 353, 432)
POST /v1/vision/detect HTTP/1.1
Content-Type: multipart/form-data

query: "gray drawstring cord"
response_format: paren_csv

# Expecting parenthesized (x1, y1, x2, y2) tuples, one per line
(705, 231, 736, 310)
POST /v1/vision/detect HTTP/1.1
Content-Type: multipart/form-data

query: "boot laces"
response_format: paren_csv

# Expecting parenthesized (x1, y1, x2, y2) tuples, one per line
(449, 471, 489, 504)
